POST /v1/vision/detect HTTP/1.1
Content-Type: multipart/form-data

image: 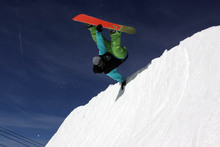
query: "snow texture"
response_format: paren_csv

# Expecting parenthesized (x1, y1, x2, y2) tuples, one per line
(47, 26, 220, 147)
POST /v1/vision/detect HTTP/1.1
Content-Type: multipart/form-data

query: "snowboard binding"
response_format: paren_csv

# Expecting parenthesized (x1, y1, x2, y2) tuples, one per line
(110, 29, 121, 34)
(84, 23, 94, 28)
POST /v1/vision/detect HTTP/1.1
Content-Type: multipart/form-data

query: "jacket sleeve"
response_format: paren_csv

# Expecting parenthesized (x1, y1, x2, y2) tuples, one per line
(96, 32, 107, 55)
(106, 68, 124, 82)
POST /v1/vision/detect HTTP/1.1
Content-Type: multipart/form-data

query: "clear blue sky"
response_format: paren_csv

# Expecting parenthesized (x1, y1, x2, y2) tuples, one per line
(1, 0, 220, 145)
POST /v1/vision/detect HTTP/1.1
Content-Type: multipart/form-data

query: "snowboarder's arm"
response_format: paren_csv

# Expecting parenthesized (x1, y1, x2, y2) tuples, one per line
(96, 32, 107, 55)
(106, 68, 124, 82)
(88, 26, 111, 51)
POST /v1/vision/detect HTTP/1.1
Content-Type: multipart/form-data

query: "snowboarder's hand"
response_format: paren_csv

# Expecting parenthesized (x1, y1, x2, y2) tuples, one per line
(96, 24, 103, 32)
(121, 80, 126, 90)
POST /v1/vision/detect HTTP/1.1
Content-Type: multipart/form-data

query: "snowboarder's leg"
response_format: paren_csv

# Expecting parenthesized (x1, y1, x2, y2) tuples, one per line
(110, 32, 127, 59)
(88, 26, 111, 48)
(88, 26, 97, 42)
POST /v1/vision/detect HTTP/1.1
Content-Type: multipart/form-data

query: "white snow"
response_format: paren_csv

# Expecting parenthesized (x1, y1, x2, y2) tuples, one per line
(46, 26, 220, 147)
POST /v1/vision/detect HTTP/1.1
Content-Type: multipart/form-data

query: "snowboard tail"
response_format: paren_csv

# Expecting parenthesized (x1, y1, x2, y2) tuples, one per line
(73, 14, 136, 34)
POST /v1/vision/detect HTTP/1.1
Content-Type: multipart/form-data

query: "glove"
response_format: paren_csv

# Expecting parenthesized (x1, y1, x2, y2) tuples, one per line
(121, 80, 126, 90)
(96, 24, 103, 32)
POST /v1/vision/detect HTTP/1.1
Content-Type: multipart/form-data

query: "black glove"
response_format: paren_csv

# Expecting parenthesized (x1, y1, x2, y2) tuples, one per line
(121, 80, 127, 90)
(96, 24, 103, 32)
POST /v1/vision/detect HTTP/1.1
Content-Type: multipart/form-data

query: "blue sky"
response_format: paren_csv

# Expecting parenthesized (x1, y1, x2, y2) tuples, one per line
(1, 0, 220, 145)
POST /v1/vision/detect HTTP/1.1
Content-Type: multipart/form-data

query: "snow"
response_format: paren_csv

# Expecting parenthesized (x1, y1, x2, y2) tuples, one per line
(46, 26, 220, 147)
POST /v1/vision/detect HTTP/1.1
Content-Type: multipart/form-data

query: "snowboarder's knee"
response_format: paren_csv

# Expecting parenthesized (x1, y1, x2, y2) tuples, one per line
(112, 47, 127, 59)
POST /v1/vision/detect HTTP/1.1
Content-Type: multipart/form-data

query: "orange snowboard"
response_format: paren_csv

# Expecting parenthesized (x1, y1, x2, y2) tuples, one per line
(73, 14, 136, 34)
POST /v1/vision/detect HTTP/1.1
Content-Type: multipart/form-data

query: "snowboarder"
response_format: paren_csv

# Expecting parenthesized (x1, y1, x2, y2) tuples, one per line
(86, 24, 127, 90)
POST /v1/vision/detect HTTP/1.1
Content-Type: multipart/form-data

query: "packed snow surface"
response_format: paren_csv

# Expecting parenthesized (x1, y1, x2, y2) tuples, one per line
(47, 26, 220, 147)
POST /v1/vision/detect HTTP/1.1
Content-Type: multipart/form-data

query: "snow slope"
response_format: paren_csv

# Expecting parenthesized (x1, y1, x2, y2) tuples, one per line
(47, 26, 220, 147)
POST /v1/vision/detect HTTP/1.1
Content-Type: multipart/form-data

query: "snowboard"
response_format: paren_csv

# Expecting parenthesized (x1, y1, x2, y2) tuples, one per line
(72, 14, 136, 34)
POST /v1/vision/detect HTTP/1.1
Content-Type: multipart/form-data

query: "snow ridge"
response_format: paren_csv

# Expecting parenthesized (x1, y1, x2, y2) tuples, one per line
(47, 26, 220, 147)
